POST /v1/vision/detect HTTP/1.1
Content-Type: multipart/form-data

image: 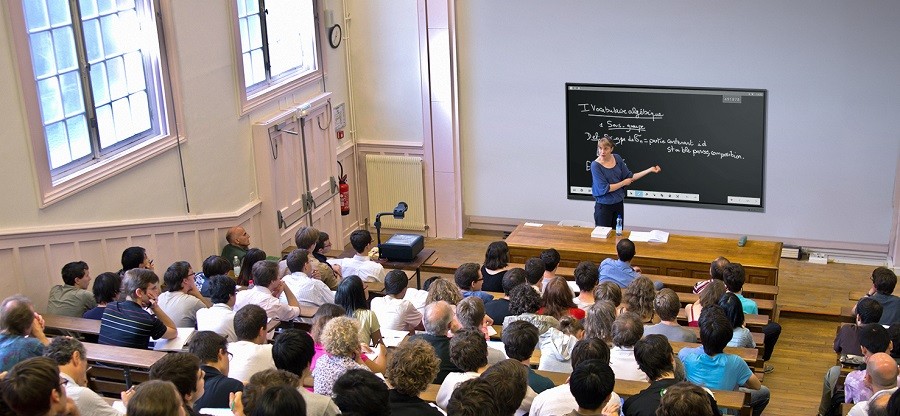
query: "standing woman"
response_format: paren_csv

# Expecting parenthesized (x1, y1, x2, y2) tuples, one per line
(592, 137, 661, 227)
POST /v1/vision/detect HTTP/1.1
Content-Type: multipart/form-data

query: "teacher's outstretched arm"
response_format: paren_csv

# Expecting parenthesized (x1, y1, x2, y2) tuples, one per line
(631, 165, 662, 182)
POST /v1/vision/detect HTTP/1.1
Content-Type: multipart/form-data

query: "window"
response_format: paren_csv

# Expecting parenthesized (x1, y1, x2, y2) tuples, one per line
(9, 0, 177, 206)
(234, 0, 321, 112)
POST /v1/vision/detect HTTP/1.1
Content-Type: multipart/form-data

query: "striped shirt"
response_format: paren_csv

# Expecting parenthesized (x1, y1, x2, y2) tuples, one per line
(99, 301, 168, 349)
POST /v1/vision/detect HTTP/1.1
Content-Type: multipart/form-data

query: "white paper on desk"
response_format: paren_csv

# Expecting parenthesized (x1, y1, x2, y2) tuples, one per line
(198, 409, 235, 416)
(629, 230, 670, 243)
(523, 222, 543, 227)
(486, 325, 497, 337)
(152, 327, 195, 351)
(590, 226, 612, 238)
(381, 329, 409, 348)
(567, 280, 580, 294)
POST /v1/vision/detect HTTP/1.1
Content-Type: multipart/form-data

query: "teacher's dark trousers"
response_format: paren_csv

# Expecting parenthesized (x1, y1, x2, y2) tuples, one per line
(594, 201, 624, 228)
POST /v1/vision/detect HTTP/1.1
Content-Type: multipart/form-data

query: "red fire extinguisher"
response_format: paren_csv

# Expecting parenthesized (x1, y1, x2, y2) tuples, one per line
(338, 161, 350, 216)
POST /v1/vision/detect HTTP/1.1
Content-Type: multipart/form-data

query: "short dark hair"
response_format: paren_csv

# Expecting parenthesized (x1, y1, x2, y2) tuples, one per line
(450, 329, 489, 372)
(92, 272, 121, 304)
(202, 256, 232, 278)
(456, 296, 486, 330)
(251, 260, 279, 288)
(1, 357, 61, 416)
(44, 336, 86, 366)
(163, 261, 191, 292)
(654, 288, 681, 322)
(121, 246, 147, 271)
(335, 275, 367, 315)
(657, 382, 715, 416)
(571, 338, 611, 368)
(314, 232, 330, 253)
(873, 267, 898, 295)
(574, 261, 599, 292)
(717, 292, 745, 329)
(383, 269, 408, 295)
(612, 311, 643, 347)
(61, 261, 89, 286)
(234, 304, 267, 341)
(540, 248, 560, 271)
(479, 359, 527, 416)
(634, 334, 674, 380)
(723, 263, 746, 293)
(502, 320, 539, 361)
(860, 323, 891, 354)
(857, 297, 885, 324)
(187, 331, 227, 364)
(294, 227, 321, 250)
(422, 276, 441, 291)
(285, 249, 309, 274)
(710, 257, 730, 280)
(888, 324, 900, 359)
(501, 268, 526, 295)
(593, 281, 622, 306)
(569, 359, 616, 410)
(616, 239, 636, 262)
(332, 369, 390, 416)
(447, 377, 496, 416)
(0, 295, 34, 335)
(208, 275, 237, 304)
(249, 385, 306, 416)
(508, 284, 541, 315)
(483, 241, 509, 270)
(242, 370, 300, 415)
(698, 305, 732, 356)
(272, 329, 315, 376)
(454, 263, 481, 290)
(149, 353, 201, 399)
(349, 230, 372, 253)
(523, 257, 544, 285)
(127, 380, 183, 416)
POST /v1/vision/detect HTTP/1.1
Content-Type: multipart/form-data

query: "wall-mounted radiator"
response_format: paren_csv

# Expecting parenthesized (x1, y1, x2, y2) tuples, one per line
(365, 155, 426, 231)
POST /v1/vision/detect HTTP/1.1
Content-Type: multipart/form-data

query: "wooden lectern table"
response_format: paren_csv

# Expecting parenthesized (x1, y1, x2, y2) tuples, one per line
(505, 224, 781, 286)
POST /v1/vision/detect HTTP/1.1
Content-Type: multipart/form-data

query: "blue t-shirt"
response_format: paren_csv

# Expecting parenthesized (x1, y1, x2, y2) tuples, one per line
(99, 301, 168, 349)
(598, 258, 639, 288)
(678, 346, 752, 391)
(591, 154, 633, 204)
(734, 293, 758, 315)
(527, 367, 555, 394)
(0, 334, 44, 372)
(82, 306, 106, 320)
(462, 290, 494, 303)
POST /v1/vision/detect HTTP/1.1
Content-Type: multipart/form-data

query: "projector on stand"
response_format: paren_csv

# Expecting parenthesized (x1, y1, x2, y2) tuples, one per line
(378, 234, 424, 262)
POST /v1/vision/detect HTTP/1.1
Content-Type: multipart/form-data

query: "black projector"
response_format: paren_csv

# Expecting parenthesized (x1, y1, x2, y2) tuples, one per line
(379, 234, 424, 262)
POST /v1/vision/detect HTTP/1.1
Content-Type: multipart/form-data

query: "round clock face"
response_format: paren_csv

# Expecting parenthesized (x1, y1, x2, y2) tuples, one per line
(329, 24, 342, 48)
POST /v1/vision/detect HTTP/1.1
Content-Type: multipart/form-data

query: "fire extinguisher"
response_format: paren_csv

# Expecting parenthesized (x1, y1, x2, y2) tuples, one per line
(338, 161, 350, 216)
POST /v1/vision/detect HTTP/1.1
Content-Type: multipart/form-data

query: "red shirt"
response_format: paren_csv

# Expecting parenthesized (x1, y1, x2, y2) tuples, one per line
(537, 307, 586, 320)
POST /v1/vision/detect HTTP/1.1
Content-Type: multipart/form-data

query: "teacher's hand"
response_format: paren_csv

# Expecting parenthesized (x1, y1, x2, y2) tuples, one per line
(651, 165, 662, 173)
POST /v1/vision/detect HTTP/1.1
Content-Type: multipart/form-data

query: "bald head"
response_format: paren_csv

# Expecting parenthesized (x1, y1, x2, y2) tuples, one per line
(424, 301, 453, 335)
(226, 226, 250, 248)
(866, 353, 900, 390)
(710, 256, 731, 280)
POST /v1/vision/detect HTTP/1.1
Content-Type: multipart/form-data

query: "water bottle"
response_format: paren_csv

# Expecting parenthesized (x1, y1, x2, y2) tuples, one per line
(615, 215, 623, 236)
(233, 256, 241, 276)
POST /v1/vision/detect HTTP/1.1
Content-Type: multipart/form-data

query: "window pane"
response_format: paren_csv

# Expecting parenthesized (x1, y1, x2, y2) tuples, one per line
(46, 0, 71, 27)
(58, 70, 85, 117)
(97, 0, 116, 15)
(37, 76, 64, 123)
(23, 0, 50, 32)
(130, 91, 150, 134)
(66, 115, 91, 159)
(246, 0, 258, 15)
(250, 48, 265, 84)
(236, 0, 245, 18)
(90, 61, 110, 105)
(117, 0, 136, 10)
(82, 19, 105, 63)
(29, 31, 57, 78)
(123, 52, 146, 93)
(239, 18, 250, 53)
(242, 52, 253, 87)
(100, 13, 122, 57)
(46, 120, 71, 169)
(106, 55, 127, 100)
(80, 0, 99, 19)
(96, 104, 116, 148)
(52, 27, 77, 73)
(118, 10, 140, 53)
(112, 97, 133, 142)
(247, 14, 262, 50)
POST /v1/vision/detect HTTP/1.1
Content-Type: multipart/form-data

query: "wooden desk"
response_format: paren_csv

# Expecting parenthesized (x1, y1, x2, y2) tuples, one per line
(44, 314, 101, 335)
(505, 224, 781, 286)
(336, 248, 436, 289)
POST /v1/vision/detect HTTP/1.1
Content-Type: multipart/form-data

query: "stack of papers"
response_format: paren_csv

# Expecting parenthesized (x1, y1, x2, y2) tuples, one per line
(591, 226, 612, 238)
(628, 230, 670, 243)
(152, 327, 195, 352)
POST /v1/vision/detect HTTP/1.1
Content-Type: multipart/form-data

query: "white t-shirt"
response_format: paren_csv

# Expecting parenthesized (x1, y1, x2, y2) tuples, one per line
(530, 383, 622, 416)
(227, 340, 276, 383)
(196, 303, 237, 342)
(327, 254, 386, 283)
(609, 346, 649, 382)
(156, 291, 206, 328)
(235, 285, 300, 321)
(280, 272, 334, 307)
(370, 295, 422, 331)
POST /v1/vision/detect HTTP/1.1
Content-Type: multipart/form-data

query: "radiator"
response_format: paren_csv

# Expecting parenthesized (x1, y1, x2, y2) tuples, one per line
(365, 155, 426, 231)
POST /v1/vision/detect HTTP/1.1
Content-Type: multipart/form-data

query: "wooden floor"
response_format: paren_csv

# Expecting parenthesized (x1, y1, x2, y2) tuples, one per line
(419, 229, 883, 416)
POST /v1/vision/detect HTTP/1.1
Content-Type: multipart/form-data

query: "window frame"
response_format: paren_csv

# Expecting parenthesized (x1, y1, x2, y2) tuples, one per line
(230, 0, 324, 115)
(7, 0, 184, 208)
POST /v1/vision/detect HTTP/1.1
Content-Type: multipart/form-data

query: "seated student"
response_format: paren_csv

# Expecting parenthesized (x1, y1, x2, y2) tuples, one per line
(538, 316, 582, 373)
(335, 275, 383, 346)
(234, 260, 302, 322)
(692, 256, 730, 294)
(196, 275, 238, 342)
(503, 284, 559, 336)
(723, 262, 781, 372)
(618, 276, 656, 323)
(524, 257, 545, 294)
(447, 377, 503, 416)
(1, 357, 75, 416)
(221, 226, 251, 262)
(719, 292, 755, 349)
(538, 277, 585, 320)
(148, 353, 205, 416)
(385, 339, 444, 415)
(99, 269, 177, 349)
(120, 246, 153, 274)
(600, 239, 651, 289)
(844, 324, 896, 404)
(685, 280, 726, 328)
(456, 263, 495, 303)
(227, 304, 276, 383)
(836, 297, 883, 357)
(643, 289, 698, 343)
(239, 371, 311, 416)
(83, 272, 121, 320)
(127, 380, 184, 416)
(194, 255, 231, 298)
(475, 359, 530, 416)
(236, 248, 267, 286)
(406, 275, 441, 313)
(156, 261, 211, 328)
(371, 269, 423, 332)
(679, 305, 769, 416)
(312, 317, 374, 396)
(245, 385, 306, 416)
(854, 267, 900, 326)
(531, 338, 622, 416)
(502, 320, 554, 394)
(45, 336, 127, 416)
(456, 297, 504, 364)
(410, 301, 461, 384)
(539, 249, 562, 292)
(280, 249, 334, 308)
(331, 369, 391, 416)
(0, 295, 49, 372)
(573, 261, 598, 310)
(847, 353, 899, 416)
(594, 281, 623, 309)
(309, 304, 346, 373)
(656, 382, 717, 416)
(481, 241, 512, 293)
(436, 329, 493, 410)
(186, 331, 243, 412)
(565, 359, 619, 416)
(623, 334, 721, 416)
(271, 329, 340, 416)
(47, 261, 97, 318)
(327, 229, 387, 283)
(609, 311, 649, 382)
(485, 268, 526, 324)
(289, 227, 340, 290)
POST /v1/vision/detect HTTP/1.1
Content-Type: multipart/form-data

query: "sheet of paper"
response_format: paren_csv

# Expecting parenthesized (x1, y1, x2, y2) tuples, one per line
(198, 409, 234, 416)
(152, 327, 195, 352)
(380, 329, 409, 348)
(524, 222, 543, 227)
(629, 231, 653, 242)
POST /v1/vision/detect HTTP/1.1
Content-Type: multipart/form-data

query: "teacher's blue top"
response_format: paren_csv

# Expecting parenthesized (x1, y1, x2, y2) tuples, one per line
(591, 154, 633, 204)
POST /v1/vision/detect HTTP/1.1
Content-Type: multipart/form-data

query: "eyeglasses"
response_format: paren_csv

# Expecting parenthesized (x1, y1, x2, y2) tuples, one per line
(59, 378, 69, 387)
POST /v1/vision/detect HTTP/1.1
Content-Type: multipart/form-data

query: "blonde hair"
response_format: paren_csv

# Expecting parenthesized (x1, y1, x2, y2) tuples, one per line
(320, 316, 361, 358)
(426, 278, 463, 305)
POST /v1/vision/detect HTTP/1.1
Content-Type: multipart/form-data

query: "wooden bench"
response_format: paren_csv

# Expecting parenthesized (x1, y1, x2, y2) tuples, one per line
(82, 342, 167, 398)
(44, 314, 101, 335)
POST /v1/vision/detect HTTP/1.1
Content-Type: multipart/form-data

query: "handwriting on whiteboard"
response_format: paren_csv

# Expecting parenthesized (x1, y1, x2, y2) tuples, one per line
(577, 103, 664, 121)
